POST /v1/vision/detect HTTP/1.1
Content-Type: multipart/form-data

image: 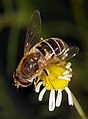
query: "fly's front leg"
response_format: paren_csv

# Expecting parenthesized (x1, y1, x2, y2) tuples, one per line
(34, 77, 40, 91)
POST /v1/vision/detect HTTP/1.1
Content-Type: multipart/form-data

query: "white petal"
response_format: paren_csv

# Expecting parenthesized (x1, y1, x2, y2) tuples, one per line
(58, 76, 71, 81)
(65, 74, 72, 78)
(66, 62, 71, 69)
(63, 70, 69, 75)
(38, 87, 46, 101)
(35, 82, 43, 93)
(49, 90, 55, 111)
(65, 87, 73, 106)
(56, 90, 62, 107)
(63, 75, 71, 80)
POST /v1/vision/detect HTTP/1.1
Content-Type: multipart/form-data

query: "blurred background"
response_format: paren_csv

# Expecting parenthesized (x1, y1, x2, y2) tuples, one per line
(0, 0, 88, 119)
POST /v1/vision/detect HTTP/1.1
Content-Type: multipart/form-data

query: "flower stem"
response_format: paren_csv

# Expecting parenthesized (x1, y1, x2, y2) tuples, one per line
(71, 92, 87, 119)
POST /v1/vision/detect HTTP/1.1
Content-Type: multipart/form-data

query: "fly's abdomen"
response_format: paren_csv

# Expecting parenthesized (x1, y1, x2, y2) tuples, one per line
(35, 38, 68, 59)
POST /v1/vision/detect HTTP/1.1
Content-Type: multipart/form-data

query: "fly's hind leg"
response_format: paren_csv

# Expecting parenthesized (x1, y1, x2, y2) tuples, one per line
(51, 57, 72, 74)
(44, 69, 55, 90)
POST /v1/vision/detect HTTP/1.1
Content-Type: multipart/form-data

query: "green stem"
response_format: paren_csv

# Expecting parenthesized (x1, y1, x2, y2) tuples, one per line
(71, 92, 87, 119)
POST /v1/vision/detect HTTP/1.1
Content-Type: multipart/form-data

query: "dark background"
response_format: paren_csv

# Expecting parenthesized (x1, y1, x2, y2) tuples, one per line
(0, 0, 88, 119)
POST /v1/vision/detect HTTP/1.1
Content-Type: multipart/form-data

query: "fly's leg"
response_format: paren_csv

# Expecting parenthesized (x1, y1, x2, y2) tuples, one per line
(50, 57, 72, 74)
(44, 69, 55, 90)
(34, 77, 40, 91)
(34, 68, 55, 91)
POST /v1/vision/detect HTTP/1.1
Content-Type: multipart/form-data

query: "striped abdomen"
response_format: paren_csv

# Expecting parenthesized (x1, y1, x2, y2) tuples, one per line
(35, 38, 68, 60)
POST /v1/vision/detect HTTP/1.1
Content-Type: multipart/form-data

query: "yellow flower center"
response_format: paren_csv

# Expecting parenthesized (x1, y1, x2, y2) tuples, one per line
(39, 63, 71, 91)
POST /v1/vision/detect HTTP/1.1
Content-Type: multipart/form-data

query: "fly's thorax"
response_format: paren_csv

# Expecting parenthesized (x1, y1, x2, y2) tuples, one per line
(21, 53, 40, 77)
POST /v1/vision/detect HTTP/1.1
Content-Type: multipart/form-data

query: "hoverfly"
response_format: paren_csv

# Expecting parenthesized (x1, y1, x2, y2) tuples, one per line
(13, 10, 79, 89)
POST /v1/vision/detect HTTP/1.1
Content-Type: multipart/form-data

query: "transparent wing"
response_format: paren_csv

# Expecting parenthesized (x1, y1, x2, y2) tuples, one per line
(24, 10, 42, 55)
(62, 46, 79, 61)
(50, 46, 79, 66)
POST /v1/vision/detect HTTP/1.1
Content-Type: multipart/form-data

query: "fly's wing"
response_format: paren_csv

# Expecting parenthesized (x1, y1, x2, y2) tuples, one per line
(24, 10, 42, 56)
(61, 46, 79, 61)
(54, 38, 79, 61)
(50, 45, 79, 68)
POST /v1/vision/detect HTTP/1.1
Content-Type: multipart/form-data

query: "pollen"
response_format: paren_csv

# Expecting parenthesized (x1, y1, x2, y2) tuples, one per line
(39, 62, 72, 90)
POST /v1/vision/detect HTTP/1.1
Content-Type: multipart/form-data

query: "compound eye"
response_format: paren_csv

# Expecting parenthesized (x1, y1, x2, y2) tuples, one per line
(13, 70, 32, 87)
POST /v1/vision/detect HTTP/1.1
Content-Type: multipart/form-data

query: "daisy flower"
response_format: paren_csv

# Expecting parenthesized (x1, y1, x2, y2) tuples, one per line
(35, 62, 73, 111)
